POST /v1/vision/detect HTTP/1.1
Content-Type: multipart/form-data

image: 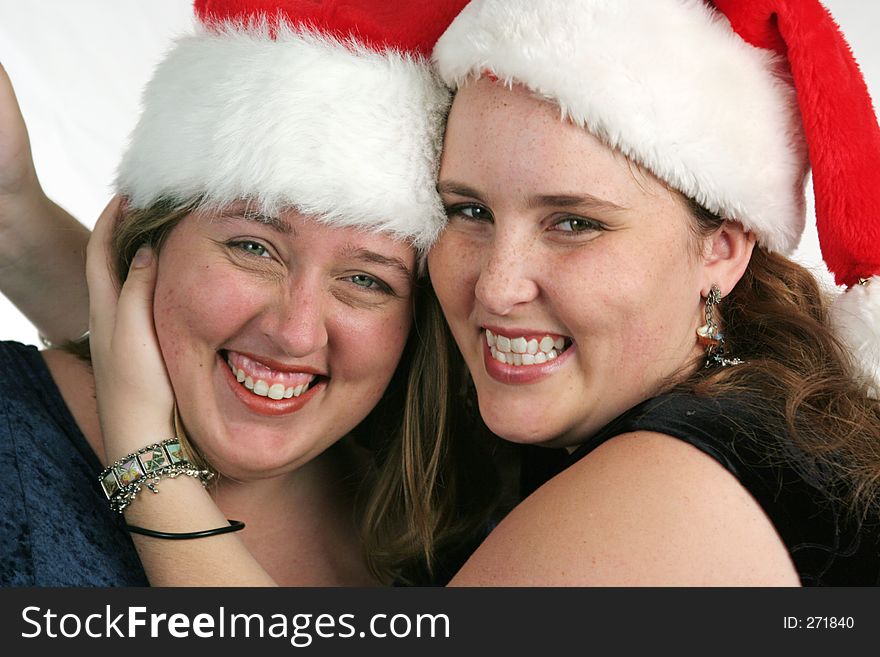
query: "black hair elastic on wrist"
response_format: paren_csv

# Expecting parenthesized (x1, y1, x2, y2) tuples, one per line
(126, 519, 245, 540)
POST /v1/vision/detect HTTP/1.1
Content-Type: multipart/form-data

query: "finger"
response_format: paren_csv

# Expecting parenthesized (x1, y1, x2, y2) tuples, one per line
(97, 244, 175, 444)
(86, 195, 124, 352)
(114, 245, 162, 353)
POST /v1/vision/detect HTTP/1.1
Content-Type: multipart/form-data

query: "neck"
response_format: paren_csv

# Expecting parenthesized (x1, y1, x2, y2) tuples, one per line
(209, 438, 377, 586)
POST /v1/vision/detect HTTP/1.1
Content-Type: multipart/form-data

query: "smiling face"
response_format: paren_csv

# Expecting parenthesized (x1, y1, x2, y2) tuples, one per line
(152, 205, 415, 480)
(429, 79, 710, 449)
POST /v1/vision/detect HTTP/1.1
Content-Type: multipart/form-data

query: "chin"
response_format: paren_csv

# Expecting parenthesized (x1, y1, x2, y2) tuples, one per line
(480, 404, 553, 446)
(193, 429, 312, 479)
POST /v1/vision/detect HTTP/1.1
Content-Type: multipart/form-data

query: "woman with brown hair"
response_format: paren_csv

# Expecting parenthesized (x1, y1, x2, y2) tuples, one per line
(426, 0, 880, 584)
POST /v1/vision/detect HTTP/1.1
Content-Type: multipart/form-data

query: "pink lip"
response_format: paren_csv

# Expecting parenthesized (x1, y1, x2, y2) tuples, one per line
(482, 335, 574, 385)
(226, 350, 326, 376)
(218, 353, 325, 417)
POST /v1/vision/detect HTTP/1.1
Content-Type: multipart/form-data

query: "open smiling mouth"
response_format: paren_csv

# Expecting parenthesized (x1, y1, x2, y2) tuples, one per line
(484, 329, 573, 366)
(220, 350, 328, 401)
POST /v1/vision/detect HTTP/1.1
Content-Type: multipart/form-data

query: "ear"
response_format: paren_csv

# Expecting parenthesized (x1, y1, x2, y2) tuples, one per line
(700, 220, 756, 296)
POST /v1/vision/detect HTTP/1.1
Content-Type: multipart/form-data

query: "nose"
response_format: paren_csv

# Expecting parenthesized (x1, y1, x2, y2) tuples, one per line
(474, 234, 540, 316)
(262, 276, 329, 357)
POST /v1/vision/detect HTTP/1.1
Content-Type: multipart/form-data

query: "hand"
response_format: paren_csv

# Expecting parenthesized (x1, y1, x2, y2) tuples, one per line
(86, 196, 176, 463)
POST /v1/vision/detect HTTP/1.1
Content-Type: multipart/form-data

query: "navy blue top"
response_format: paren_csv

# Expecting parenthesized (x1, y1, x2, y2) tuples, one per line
(0, 341, 147, 586)
(563, 393, 880, 586)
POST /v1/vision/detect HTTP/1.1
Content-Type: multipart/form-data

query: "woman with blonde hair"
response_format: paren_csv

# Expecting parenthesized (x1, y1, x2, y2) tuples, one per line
(0, 0, 495, 586)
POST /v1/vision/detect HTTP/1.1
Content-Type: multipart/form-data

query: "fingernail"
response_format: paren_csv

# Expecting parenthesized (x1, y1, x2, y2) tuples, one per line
(131, 245, 153, 269)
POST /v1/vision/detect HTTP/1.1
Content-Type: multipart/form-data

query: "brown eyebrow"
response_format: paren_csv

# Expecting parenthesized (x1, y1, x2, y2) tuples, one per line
(217, 205, 292, 234)
(526, 194, 628, 214)
(437, 181, 484, 200)
(341, 246, 414, 280)
(439, 180, 628, 215)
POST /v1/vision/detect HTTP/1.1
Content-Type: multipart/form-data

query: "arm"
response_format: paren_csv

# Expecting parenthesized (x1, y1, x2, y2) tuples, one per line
(0, 63, 90, 344)
(448, 431, 801, 586)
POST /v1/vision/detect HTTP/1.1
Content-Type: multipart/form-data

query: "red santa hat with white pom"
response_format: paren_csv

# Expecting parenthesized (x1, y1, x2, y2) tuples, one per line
(434, 0, 880, 396)
(116, 0, 469, 251)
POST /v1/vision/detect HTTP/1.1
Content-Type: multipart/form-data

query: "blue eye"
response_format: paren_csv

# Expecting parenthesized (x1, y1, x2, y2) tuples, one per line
(231, 240, 270, 257)
(347, 274, 392, 294)
(553, 216, 602, 233)
(445, 203, 493, 222)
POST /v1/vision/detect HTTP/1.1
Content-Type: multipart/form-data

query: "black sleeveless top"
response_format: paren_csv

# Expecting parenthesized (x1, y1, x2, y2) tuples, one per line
(563, 393, 880, 586)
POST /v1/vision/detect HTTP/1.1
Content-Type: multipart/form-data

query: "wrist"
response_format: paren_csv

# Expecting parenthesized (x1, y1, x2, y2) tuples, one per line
(99, 437, 213, 514)
(99, 418, 177, 466)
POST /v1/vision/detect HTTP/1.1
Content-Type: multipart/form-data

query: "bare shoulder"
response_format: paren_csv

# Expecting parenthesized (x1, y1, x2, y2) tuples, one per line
(41, 348, 102, 460)
(450, 431, 800, 586)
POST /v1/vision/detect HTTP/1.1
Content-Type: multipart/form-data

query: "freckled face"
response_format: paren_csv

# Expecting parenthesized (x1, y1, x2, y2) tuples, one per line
(153, 208, 415, 479)
(429, 79, 707, 449)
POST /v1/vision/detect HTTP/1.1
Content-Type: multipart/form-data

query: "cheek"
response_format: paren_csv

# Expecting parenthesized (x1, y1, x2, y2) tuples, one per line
(553, 239, 696, 358)
(153, 259, 265, 365)
(428, 232, 479, 313)
(330, 302, 413, 387)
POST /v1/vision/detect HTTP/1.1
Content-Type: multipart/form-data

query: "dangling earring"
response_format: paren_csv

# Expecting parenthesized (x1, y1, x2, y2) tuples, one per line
(696, 284, 743, 368)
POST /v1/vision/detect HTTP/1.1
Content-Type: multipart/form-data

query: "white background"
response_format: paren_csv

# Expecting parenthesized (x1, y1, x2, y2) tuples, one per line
(0, 0, 878, 344)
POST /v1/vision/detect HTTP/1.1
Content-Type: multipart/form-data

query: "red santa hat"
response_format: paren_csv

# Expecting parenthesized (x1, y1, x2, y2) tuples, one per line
(434, 0, 880, 396)
(116, 0, 469, 250)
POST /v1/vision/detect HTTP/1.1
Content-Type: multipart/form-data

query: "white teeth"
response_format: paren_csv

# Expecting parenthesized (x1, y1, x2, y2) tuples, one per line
(228, 354, 315, 401)
(485, 329, 570, 367)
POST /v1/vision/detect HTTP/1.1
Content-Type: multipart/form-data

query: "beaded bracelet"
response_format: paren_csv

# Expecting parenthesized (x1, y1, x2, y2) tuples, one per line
(98, 438, 213, 513)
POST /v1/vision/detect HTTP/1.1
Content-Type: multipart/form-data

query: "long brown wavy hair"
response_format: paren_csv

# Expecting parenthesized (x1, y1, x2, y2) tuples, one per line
(681, 200, 880, 520)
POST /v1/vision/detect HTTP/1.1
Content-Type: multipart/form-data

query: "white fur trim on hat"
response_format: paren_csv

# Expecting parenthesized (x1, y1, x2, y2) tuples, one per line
(433, 0, 809, 253)
(117, 21, 450, 250)
(830, 277, 880, 399)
